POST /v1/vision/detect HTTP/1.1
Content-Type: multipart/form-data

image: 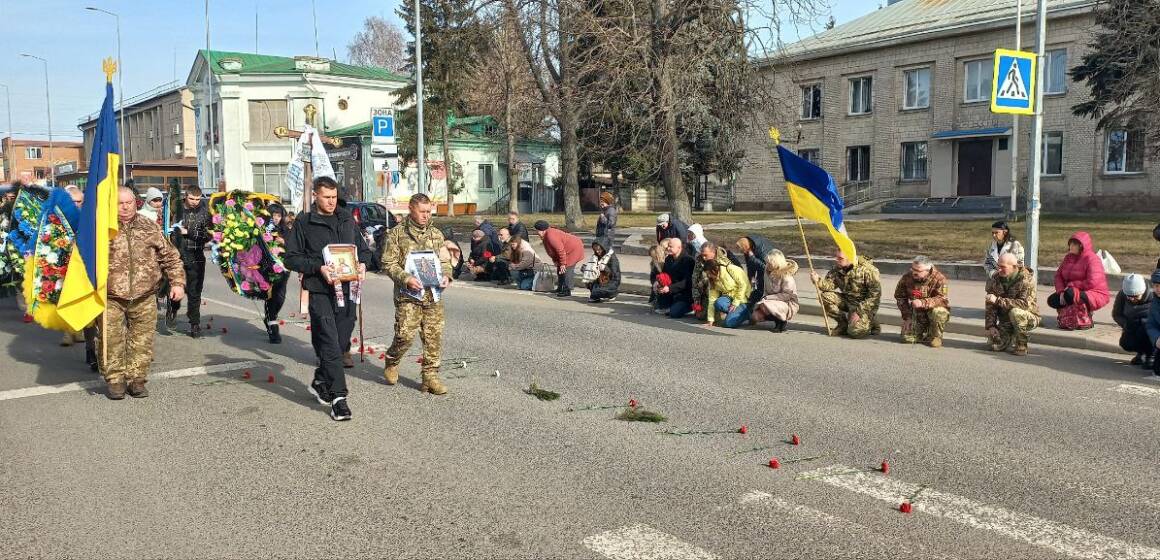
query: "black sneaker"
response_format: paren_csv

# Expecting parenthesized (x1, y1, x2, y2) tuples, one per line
(308, 379, 334, 406)
(267, 324, 282, 344)
(1131, 353, 1144, 366)
(190, 324, 202, 339)
(330, 397, 352, 421)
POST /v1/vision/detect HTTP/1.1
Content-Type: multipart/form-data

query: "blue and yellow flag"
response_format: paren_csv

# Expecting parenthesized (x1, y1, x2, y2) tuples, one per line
(57, 63, 120, 331)
(776, 144, 857, 263)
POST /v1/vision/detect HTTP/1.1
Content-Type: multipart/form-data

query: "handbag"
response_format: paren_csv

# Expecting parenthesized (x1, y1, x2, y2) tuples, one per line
(532, 263, 557, 292)
(580, 258, 599, 284)
(1057, 302, 1093, 330)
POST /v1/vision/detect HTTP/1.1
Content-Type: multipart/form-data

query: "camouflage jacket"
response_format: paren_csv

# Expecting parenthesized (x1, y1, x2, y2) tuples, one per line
(893, 266, 950, 320)
(984, 267, 1039, 329)
(817, 258, 881, 317)
(108, 214, 185, 301)
(381, 217, 454, 301)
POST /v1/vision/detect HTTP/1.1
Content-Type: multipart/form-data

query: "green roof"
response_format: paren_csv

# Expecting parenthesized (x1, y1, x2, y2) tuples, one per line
(326, 121, 373, 138)
(199, 50, 409, 83)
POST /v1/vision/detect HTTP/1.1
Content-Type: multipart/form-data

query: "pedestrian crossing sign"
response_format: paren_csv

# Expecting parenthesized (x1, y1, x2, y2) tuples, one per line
(990, 49, 1037, 115)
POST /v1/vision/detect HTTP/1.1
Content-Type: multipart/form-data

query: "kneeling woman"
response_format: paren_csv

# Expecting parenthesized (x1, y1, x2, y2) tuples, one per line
(587, 238, 620, 302)
(702, 242, 752, 328)
(751, 250, 798, 332)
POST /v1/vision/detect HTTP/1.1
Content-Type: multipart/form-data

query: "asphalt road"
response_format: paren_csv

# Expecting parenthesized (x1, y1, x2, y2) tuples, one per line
(1, 272, 1159, 559)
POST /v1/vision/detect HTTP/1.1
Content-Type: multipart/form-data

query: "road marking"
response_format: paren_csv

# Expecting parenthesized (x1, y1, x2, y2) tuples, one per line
(1074, 396, 1160, 414)
(1110, 384, 1160, 398)
(583, 524, 717, 560)
(203, 296, 263, 315)
(0, 361, 260, 402)
(800, 464, 1160, 560)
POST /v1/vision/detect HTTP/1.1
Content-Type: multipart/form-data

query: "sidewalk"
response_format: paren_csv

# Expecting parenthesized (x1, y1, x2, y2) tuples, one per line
(536, 249, 1124, 354)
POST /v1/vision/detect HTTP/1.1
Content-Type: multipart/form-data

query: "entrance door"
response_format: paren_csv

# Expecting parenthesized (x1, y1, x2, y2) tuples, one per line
(957, 139, 993, 196)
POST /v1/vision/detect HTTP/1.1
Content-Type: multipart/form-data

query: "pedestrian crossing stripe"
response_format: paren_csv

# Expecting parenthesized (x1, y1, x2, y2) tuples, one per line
(991, 48, 1037, 115)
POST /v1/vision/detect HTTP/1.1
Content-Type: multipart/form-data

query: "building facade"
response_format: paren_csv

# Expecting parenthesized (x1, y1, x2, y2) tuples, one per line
(79, 82, 197, 192)
(186, 50, 408, 198)
(0, 138, 85, 186)
(736, 0, 1156, 212)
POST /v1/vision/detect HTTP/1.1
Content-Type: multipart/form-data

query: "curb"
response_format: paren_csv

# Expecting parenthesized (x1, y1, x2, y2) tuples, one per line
(605, 278, 1122, 355)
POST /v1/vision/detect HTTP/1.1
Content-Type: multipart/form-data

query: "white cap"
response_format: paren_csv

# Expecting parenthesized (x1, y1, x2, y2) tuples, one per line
(1122, 273, 1147, 297)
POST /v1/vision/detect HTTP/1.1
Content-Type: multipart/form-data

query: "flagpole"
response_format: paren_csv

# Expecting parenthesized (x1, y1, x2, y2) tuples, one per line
(793, 216, 831, 334)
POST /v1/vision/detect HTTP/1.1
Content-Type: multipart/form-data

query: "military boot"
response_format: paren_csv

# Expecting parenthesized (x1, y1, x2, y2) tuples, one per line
(383, 364, 399, 385)
(1010, 333, 1029, 356)
(127, 379, 149, 398)
(106, 380, 127, 400)
(420, 372, 448, 395)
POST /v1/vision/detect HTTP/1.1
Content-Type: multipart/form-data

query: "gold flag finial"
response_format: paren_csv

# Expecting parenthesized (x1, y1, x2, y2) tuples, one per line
(102, 58, 117, 83)
(768, 127, 781, 145)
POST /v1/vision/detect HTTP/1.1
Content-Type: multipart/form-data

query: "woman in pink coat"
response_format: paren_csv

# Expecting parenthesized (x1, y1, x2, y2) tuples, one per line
(1049, 231, 1109, 330)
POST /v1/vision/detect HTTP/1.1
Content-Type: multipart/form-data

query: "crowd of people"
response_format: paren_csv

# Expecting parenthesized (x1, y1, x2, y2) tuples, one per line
(4, 176, 1159, 419)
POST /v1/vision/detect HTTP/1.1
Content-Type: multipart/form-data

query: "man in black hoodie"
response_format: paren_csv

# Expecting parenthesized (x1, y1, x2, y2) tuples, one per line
(283, 177, 371, 421)
(264, 202, 290, 343)
(166, 184, 211, 338)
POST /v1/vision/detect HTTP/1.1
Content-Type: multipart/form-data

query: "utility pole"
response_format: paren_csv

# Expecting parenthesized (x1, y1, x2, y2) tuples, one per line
(204, 0, 217, 191)
(414, 0, 427, 194)
(1025, 0, 1047, 273)
(0, 84, 11, 182)
(20, 54, 53, 186)
(1009, 0, 1022, 218)
(311, 0, 320, 58)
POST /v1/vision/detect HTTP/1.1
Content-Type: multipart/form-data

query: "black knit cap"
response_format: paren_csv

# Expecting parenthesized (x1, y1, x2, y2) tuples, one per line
(534, 220, 550, 231)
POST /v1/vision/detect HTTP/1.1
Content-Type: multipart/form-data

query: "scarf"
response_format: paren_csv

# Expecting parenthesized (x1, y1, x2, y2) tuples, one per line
(596, 249, 614, 274)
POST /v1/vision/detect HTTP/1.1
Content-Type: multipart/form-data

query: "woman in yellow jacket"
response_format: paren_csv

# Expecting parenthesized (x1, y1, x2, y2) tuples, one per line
(702, 242, 752, 328)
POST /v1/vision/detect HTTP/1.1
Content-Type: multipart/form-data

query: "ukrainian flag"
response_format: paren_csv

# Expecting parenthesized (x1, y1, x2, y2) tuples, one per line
(776, 145, 857, 263)
(57, 76, 120, 332)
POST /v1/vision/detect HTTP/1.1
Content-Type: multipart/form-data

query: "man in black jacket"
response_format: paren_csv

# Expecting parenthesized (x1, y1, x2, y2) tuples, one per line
(166, 184, 211, 338)
(283, 177, 370, 422)
(656, 238, 696, 318)
(507, 211, 529, 242)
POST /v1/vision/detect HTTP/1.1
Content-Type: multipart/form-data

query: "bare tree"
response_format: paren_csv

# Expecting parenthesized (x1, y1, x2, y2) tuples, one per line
(503, 0, 586, 230)
(466, 10, 551, 213)
(347, 16, 408, 72)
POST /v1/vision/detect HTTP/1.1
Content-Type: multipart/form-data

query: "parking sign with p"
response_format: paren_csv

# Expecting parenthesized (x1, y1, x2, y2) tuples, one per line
(990, 49, 1037, 115)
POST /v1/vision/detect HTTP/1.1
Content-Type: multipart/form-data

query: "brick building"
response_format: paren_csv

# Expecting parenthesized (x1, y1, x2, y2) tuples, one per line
(0, 137, 85, 185)
(735, 0, 1156, 212)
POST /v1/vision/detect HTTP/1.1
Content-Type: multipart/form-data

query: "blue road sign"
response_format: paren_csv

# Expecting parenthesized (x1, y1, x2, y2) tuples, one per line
(991, 49, 1037, 115)
(372, 115, 395, 140)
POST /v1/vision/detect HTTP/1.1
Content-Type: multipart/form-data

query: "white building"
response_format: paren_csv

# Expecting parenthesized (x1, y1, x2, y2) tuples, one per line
(186, 50, 408, 199)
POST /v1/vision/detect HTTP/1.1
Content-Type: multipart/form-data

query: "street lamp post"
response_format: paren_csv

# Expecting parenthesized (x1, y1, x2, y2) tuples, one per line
(414, 0, 427, 194)
(85, 7, 126, 183)
(19, 54, 53, 186)
(0, 84, 11, 181)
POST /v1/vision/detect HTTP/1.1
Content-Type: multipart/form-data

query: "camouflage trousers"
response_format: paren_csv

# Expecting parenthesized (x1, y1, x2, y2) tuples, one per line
(384, 295, 445, 376)
(901, 307, 951, 343)
(98, 294, 157, 383)
(818, 290, 879, 339)
(991, 308, 1038, 349)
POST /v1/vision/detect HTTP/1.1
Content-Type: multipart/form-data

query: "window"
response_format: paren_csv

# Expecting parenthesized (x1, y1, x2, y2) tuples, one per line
(963, 59, 993, 103)
(903, 68, 931, 110)
(477, 164, 494, 190)
(25, 147, 42, 159)
(173, 123, 181, 136)
(248, 100, 289, 143)
(800, 84, 823, 119)
(846, 146, 871, 182)
(1043, 48, 1068, 95)
(798, 149, 821, 165)
(1042, 132, 1063, 175)
(252, 163, 290, 200)
(849, 77, 873, 115)
(901, 142, 928, 181)
(174, 143, 183, 155)
(1105, 130, 1145, 173)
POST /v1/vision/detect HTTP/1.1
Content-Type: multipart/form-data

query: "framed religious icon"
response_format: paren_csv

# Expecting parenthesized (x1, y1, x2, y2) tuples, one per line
(323, 244, 360, 282)
(406, 250, 442, 288)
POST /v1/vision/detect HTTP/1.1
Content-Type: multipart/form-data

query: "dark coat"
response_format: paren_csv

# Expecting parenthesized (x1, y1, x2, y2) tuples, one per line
(741, 234, 776, 306)
(591, 238, 620, 292)
(656, 217, 689, 246)
(508, 221, 529, 242)
(477, 220, 501, 252)
(596, 206, 618, 239)
(284, 208, 372, 294)
(1113, 291, 1153, 329)
(662, 253, 696, 304)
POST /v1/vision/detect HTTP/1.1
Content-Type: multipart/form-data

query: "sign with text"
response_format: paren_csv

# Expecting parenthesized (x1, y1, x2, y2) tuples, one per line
(991, 49, 1037, 115)
(371, 107, 395, 144)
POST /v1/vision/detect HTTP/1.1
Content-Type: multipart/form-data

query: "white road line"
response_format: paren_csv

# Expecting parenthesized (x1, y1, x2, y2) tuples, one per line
(203, 296, 263, 315)
(583, 524, 717, 560)
(1111, 384, 1160, 398)
(800, 464, 1160, 560)
(0, 361, 259, 402)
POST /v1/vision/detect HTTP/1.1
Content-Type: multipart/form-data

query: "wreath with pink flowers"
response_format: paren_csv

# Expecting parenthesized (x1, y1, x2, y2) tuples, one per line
(207, 190, 287, 299)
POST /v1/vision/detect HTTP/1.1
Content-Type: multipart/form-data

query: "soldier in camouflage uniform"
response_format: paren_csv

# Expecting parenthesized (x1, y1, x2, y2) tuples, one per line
(985, 253, 1039, 356)
(101, 186, 186, 399)
(894, 255, 951, 347)
(381, 193, 454, 395)
(811, 249, 881, 338)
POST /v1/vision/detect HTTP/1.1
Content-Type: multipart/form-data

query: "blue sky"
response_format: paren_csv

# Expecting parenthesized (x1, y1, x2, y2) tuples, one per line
(0, 0, 874, 142)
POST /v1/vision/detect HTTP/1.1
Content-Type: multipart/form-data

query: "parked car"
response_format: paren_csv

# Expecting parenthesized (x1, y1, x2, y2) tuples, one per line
(343, 201, 398, 272)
